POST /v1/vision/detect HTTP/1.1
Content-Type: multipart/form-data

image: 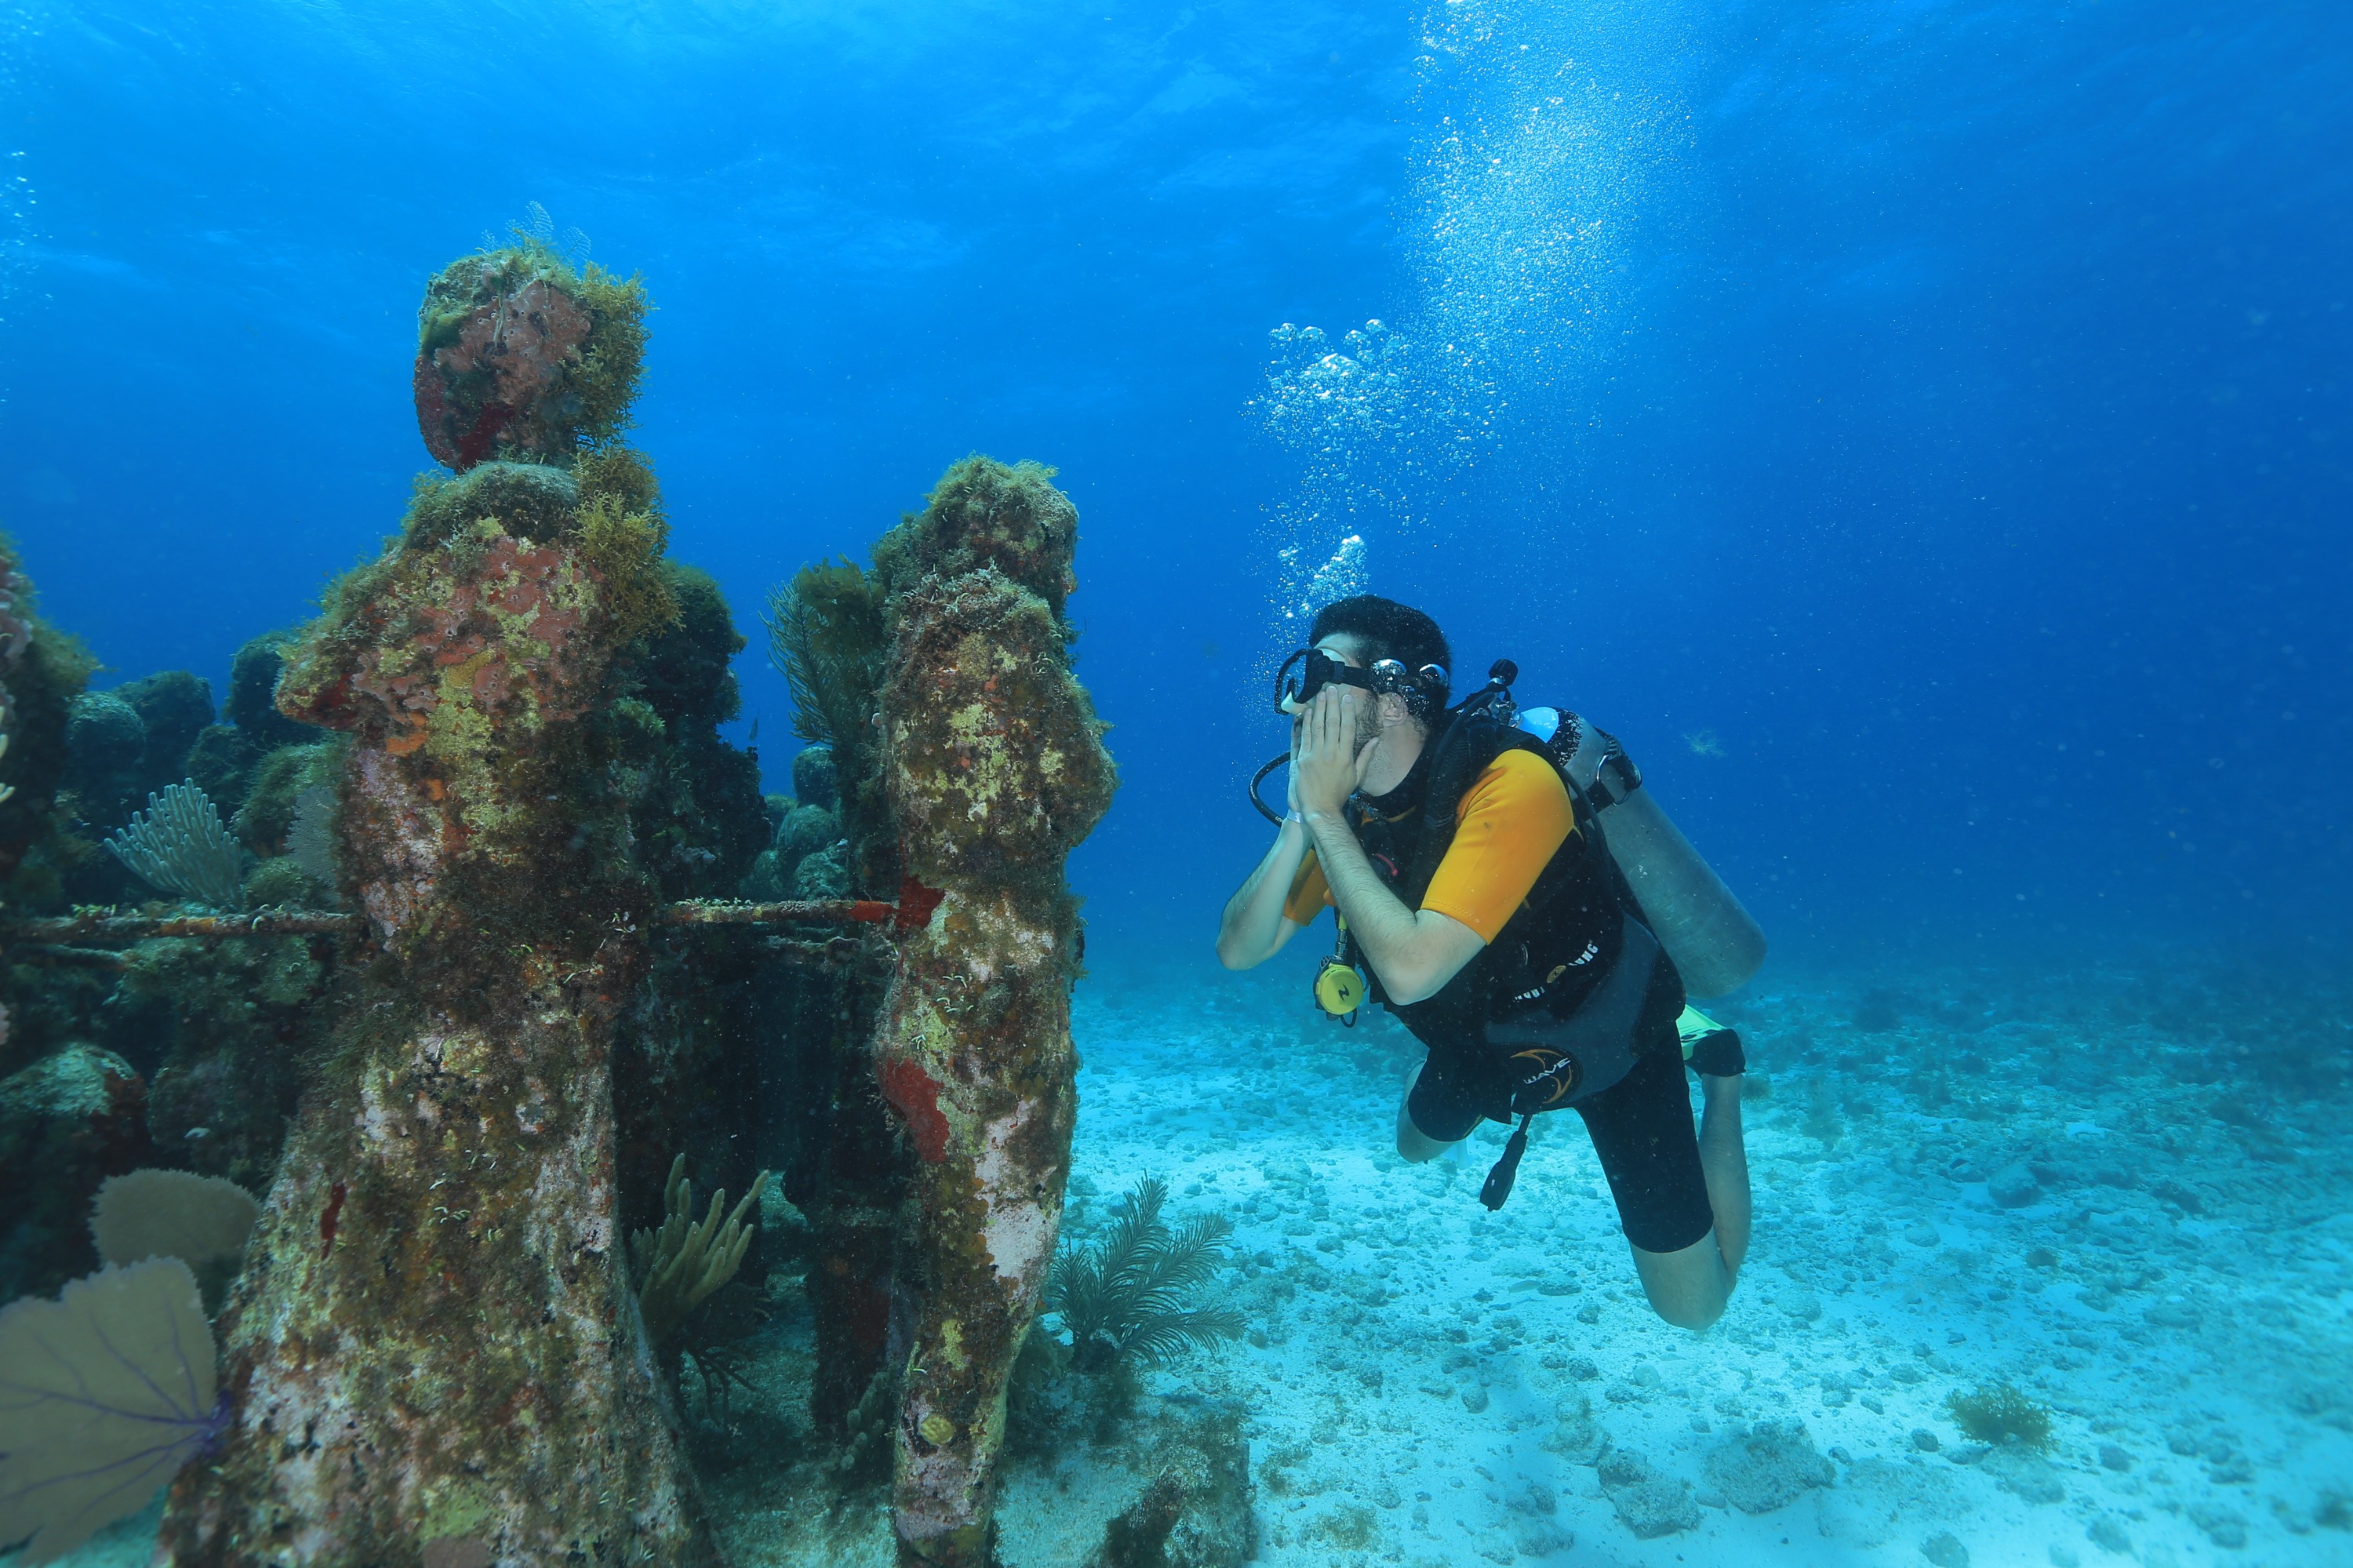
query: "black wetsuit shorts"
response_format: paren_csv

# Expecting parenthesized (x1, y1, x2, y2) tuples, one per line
(1407, 1042, 1714, 1253)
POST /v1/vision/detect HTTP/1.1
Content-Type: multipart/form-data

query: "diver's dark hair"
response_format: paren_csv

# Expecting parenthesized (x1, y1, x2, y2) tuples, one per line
(1310, 595, 1453, 710)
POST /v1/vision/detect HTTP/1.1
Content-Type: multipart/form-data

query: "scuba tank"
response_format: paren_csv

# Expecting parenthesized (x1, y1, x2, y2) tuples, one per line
(1516, 707, 1766, 999)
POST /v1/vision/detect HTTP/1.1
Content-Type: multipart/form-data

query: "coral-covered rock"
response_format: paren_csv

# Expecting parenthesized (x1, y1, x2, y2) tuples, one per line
(777, 802, 839, 868)
(1087, 1399, 1253, 1568)
(224, 630, 311, 750)
(230, 741, 336, 853)
(618, 567, 769, 900)
(1702, 1419, 1835, 1515)
(792, 743, 838, 809)
(637, 566, 744, 730)
(0, 544, 97, 914)
(1598, 1445, 1700, 1539)
(881, 572, 1114, 888)
(116, 670, 216, 784)
(125, 933, 329, 1191)
(0, 1042, 149, 1302)
(1988, 1162, 2042, 1208)
(161, 253, 712, 1568)
(64, 693, 145, 827)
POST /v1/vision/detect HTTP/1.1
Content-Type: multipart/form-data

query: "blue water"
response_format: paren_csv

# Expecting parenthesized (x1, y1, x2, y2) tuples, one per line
(5, 2, 2353, 1563)
(9, 0, 2345, 970)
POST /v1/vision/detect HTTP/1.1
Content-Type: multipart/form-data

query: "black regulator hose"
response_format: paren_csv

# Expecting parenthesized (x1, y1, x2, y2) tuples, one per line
(1249, 752, 1289, 825)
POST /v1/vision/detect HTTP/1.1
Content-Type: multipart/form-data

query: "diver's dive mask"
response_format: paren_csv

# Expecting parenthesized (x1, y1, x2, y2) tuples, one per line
(1273, 649, 1449, 715)
(1249, 649, 1453, 824)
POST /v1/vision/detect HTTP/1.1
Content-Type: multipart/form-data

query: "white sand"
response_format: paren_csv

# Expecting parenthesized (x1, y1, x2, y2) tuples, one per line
(1048, 962, 2353, 1566)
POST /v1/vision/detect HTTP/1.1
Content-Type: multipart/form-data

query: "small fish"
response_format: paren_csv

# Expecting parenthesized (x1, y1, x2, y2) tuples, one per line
(1683, 729, 1724, 758)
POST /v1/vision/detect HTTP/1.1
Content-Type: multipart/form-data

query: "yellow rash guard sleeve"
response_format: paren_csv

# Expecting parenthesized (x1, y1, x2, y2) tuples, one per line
(1419, 748, 1575, 943)
(1278, 748, 1573, 940)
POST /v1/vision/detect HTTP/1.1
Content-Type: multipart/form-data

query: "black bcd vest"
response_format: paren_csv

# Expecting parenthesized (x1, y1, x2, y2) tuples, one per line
(1346, 709, 1685, 1112)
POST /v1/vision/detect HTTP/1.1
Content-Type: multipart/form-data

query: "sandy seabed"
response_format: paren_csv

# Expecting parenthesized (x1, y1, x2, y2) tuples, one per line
(980, 960, 2352, 1568)
(47, 960, 2353, 1568)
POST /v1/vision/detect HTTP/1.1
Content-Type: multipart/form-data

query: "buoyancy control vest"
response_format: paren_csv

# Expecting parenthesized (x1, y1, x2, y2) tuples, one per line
(1337, 704, 1687, 1115)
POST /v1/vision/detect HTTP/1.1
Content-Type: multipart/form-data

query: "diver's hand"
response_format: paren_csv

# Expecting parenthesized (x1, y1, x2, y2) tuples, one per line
(1284, 715, 1303, 816)
(1293, 686, 1375, 818)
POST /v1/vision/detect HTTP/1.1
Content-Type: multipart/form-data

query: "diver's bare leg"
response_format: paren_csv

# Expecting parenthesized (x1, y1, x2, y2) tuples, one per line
(1395, 1060, 1457, 1163)
(1697, 1072, 1751, 1273)
(1628, 1075, 1751, 1329)
(1630, 1230, 1735, 1329)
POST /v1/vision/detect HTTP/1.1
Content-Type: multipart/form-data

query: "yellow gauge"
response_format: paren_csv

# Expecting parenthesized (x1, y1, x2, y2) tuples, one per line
(1314, 961, 1366, 1017)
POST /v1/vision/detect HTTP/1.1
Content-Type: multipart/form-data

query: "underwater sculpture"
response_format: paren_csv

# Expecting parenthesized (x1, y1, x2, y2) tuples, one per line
(155, 242, 722, 1567)
(866, 458, 1117, 1566)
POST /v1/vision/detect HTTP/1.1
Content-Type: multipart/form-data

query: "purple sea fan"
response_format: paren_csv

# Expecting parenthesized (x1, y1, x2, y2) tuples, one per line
(0, 1258, 227, 1562)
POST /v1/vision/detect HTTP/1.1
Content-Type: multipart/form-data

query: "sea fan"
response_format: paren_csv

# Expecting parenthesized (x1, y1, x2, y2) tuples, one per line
(1045, 1177, 1245, 1374)
(90, 1170, 259, 1270)
(102, 780, 246, 909)
(90, 1169, 262, 1315)
(0, 1260, 228, 1562)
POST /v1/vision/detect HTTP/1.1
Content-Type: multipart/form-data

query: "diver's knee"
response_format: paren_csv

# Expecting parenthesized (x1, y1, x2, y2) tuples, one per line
(1633, 1234, 1734, 1330)
(1395, 1123, 1453, 1163)
(1649, 1292, 1728, 1331)
(1639, 1273, 1729, 1330)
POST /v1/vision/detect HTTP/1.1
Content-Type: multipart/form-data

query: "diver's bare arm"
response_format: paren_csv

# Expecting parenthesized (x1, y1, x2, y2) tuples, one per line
(1215, 818, 1312, 970)
(1300, 809, 1483, 1005)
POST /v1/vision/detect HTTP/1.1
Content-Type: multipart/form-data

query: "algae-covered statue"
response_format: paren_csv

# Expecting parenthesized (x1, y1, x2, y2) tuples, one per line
(157, 239, 718, 1567)
(868, 459, 1117, 1566)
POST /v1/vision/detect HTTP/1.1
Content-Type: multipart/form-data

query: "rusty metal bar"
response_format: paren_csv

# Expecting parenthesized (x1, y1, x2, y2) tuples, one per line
(5, 911, 365, 943)
(656, 898, 896, 928)
(13, 944, 132, 970)
(5, 897, 904, 948)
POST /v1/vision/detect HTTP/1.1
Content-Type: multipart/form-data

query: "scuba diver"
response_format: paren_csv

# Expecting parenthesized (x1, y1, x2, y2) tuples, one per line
(1215, 596, 1766, 1330)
